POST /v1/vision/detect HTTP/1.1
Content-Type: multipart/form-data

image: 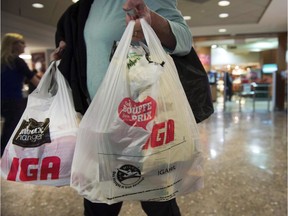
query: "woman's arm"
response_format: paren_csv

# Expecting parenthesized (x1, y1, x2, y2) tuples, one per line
(150, 11, 176, 50)
(29, 75, 40, 87)
(17, 57, 40, 87)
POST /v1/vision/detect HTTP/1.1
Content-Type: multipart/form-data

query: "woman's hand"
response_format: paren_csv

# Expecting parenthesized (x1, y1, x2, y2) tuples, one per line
(123, 0, 151, 41)
(123, 0, 176, 50)
(50, 41, 66, 61)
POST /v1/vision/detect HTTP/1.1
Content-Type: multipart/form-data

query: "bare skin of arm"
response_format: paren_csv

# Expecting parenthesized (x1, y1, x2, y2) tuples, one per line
(30, 75, 40, 87)
(50, 41, 67, 61)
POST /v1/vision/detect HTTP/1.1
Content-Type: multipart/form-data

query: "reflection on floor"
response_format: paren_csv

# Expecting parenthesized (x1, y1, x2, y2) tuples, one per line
(1, 98, 287, 216)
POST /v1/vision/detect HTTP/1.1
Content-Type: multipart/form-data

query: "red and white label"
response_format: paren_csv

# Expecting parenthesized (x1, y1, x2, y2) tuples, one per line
(118, 96, 156, 130)
(143, 119, 175, 149)
(7, 156, 60, 181)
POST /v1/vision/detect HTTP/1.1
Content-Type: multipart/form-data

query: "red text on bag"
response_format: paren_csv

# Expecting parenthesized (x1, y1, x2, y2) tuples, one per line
(143, 119, 174, 149)
(7, 156, 60, 181)
(118, 96, 156, 130)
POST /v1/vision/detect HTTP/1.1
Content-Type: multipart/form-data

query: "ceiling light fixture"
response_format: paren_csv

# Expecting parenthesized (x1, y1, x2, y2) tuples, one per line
(218, 28, 227, 33)
(219, 13, 229, 18)
(218, 1, 230, 7)
(32, 3, 44, 8)
(183, 16, 191, 20)
(19, 54, 32, 60)
(72, 0, 79, 3)
(250, 49, 261, 52)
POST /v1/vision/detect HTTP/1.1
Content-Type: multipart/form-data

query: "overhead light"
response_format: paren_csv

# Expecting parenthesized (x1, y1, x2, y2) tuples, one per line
(72, 0, 79, 2)
(218, 28, 227, 33)
(183, 16, 191, 20)
(211, 44, 218, 49)
(19, 54, 32, 60)
(250, 49, 261, 52)
(250, 41, 277, 50)
(218, 1, 230, 7)
(219, 13, 229, 18)
(32, 3, 44, 8)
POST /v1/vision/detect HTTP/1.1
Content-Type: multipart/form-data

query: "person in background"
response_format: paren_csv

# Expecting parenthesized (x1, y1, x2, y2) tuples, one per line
(1, 33, 40, 156)
(52, 0, 192, 215)
(224, 71, 233, 101)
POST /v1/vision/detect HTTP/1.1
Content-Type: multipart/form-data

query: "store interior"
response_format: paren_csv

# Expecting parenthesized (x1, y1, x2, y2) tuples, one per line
(1, 1, 287, 216)
(192, 34, 287, 112)
(2, 0, 287, 113)
(18, 33, 287, 113)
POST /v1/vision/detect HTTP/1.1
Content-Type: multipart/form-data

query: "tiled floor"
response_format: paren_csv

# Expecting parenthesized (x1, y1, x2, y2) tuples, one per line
(1, 97, 287, 216)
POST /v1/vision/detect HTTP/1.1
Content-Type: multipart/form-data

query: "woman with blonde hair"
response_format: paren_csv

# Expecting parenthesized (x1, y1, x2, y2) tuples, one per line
(1, 33, 39, 156)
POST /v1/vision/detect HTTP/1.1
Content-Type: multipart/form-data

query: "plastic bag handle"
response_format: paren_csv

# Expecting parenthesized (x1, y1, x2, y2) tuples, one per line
(31, 60, 78, 127)
(111, 20, 135, 63)
(54, 66, 78, 127)
(140, 19, 168, 63)
(33, 61, 59, 97)
(111, 19, 168, 64)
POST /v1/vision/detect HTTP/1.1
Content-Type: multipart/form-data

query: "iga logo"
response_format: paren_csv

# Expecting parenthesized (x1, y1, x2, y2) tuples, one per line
(112, 164, 144, 188)
(7, 156, 60, 181)
(13, 118, 51, 147)
(143, 119, 175, 149)
(118, 97, 156, 130)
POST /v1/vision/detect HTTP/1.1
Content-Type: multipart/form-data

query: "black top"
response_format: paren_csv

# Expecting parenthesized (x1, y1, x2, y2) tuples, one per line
(56, 0, 94, 114)
(1, 57, 35, 100)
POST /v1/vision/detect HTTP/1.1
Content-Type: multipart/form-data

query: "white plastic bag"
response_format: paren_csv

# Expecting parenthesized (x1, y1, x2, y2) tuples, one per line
(1, 61, 80, 186)
(71, 19, 203, 204)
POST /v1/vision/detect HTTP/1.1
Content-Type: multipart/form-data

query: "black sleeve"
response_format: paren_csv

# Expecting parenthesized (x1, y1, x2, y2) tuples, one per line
(54, 3, 78, 84)
(54, 1, 91, 114)
(15, 57, 35, 80)
(55, 3, 76, 47)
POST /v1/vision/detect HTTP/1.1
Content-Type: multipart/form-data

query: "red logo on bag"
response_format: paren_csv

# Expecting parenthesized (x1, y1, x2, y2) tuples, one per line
(7, 157, 60, 181)
(118, 97, 156, 130)
(142, 119, 175, 149)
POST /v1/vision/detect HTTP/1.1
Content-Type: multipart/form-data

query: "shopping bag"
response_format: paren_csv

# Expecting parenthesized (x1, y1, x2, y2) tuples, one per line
(71, 19, 204, 204)
(1, 61, 80, 186)
(109, 43, 214, 124)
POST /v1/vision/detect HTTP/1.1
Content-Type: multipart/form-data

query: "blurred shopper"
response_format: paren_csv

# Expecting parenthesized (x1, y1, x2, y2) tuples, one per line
(52, 0, 192, 215)
(225, 71, 233, 101)
(1, 33, 40, 156)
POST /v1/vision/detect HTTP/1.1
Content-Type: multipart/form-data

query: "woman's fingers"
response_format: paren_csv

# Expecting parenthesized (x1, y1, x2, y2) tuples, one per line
(50, 41, 66, 60)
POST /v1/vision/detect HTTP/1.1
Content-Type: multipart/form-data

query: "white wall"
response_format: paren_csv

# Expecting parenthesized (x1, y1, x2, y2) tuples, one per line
(211, 47, 260, 66)
(1, 12, 56, 52)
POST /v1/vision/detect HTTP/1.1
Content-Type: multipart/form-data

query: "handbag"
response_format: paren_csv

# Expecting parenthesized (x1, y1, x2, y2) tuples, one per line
(0, 61, 80, 186)
(172, 47, 214, 123)
(70, 19, 203, 204)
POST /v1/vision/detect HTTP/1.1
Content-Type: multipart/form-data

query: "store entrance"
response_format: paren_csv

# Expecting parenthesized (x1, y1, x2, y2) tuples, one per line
(210, 64, 275, 113)
(194, 35, 279, 112)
